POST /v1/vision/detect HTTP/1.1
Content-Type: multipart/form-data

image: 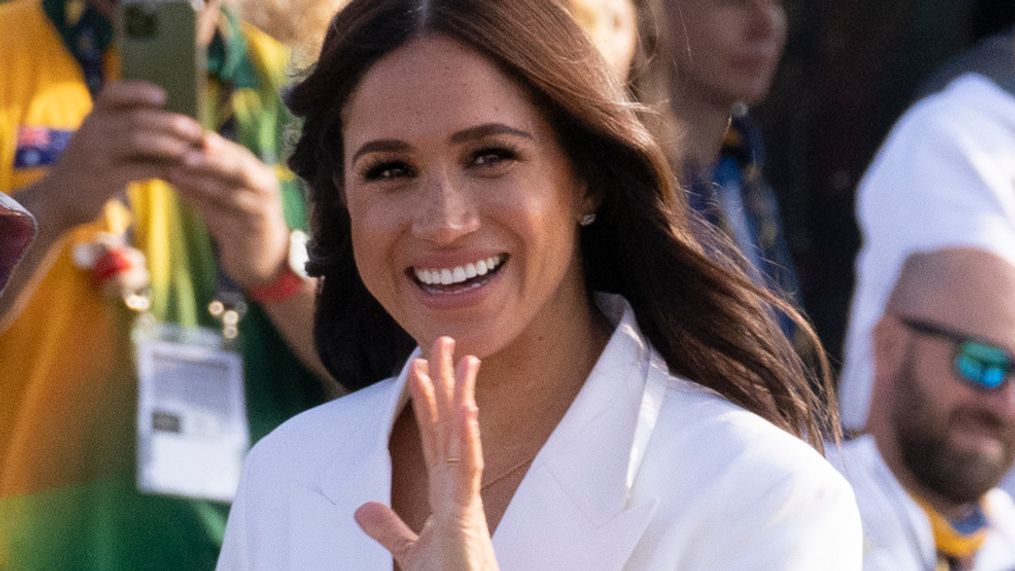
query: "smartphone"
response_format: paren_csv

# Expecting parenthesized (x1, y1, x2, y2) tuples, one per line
(117, 0, 206, 120)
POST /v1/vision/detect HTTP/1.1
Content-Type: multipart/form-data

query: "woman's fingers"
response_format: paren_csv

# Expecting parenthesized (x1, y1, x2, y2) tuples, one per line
(409, 359, 439, 470)
(429, 337, 455, 416)
(359, 340, 495, 568)
(354, 501, 418, 561)
(414, 339, 484, 491)
(453, 355, 480, 411)
(416, 338, 483, 492)
(453, 356, 484, 499)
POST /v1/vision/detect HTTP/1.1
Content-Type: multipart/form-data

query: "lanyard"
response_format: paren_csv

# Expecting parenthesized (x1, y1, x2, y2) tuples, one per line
(43, 0, 113, 96)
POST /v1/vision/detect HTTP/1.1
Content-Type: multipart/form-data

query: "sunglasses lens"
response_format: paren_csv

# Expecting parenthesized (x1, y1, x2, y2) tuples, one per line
(955, 341, 1012, 390)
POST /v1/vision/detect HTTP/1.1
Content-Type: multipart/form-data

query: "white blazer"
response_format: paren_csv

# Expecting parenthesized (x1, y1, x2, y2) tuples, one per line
(829, 435, 1015, 570)
(218, 296, 862, 570)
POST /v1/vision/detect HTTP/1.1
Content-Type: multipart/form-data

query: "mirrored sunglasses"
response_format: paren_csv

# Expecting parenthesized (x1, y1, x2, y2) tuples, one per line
(900, 317, 1015, 391)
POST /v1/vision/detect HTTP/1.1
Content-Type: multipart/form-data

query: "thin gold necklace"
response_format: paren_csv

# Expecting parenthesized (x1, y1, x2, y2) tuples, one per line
(480, 456, 535, 491)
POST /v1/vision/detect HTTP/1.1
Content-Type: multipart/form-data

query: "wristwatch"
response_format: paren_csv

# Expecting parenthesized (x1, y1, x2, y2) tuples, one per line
(246, 230, 311, 303)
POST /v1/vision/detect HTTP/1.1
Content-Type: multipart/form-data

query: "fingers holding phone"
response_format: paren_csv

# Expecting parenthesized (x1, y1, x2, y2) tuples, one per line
(42, 80, 205, 230)
(167, 132, 291, 289)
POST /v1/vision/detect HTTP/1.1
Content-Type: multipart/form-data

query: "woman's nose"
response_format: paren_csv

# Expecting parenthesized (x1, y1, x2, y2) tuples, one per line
(410, 170, 480, 245)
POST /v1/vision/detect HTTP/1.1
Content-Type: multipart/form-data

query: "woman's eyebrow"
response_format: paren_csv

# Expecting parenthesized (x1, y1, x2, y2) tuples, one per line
(350, 124, 533, 165)
(351, 139, 411, 164)
(450, 123, 534, 143)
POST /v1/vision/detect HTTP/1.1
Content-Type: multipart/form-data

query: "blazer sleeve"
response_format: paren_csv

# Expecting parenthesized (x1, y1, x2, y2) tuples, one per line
(698, 461, 864, 570)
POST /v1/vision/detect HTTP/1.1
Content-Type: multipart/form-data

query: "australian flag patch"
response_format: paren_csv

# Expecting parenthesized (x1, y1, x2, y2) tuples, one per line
(14, 126, 72, 169)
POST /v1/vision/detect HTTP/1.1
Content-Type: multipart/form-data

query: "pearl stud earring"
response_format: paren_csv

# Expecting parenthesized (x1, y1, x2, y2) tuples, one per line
(579, 213, 597, 227)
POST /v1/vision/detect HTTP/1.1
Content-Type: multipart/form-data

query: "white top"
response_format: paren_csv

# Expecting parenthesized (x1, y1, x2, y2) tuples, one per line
(217, 295, 862, 570)
(839, 73, 1015, 431)
(828, 435, 1015, 570)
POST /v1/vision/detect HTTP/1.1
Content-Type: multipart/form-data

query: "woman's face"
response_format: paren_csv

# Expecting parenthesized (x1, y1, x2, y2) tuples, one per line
(666, 0, 786, 107)
(341, 35, 594, 358)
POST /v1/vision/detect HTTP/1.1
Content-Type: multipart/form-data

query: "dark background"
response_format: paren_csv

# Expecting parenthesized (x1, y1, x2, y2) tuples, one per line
(754, 0, 1015, 371)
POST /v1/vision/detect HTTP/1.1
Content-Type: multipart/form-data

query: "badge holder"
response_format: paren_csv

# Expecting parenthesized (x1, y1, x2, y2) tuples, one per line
(77, 233, 251, 502)
(132, 296, 250, 503)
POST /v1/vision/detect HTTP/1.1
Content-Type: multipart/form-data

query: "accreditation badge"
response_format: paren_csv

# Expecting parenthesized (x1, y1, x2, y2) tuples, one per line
(134, 322, 249, 502)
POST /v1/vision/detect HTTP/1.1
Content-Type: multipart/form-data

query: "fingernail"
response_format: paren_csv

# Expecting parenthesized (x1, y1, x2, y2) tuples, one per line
(151, 87, 168, 106)
(204, 132, 222, 150)
(183, 151, 202, 167)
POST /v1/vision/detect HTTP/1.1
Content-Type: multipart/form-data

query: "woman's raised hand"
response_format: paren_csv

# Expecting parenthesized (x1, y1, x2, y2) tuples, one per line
(354, 337, 499, 570)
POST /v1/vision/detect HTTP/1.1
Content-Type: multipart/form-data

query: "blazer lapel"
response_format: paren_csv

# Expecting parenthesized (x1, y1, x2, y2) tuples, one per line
(290, 457, 389, 570)
(494, 300, 667, 570)
(286, 296, 668, 570)
(290, 351, 419, 569)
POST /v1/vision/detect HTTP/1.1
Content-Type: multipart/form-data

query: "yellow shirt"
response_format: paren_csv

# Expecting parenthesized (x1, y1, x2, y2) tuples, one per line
(0, 0, 137, 497)
(0, 3, 324, 567)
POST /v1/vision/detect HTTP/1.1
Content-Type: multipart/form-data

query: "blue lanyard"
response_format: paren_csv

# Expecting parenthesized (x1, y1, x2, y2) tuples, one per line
(43, 0, 114, 96)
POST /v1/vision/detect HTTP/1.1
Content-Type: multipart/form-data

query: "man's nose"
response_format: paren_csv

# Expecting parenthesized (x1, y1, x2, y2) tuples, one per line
(410, 169, 480, 245)
(982, 377, 1015, 423)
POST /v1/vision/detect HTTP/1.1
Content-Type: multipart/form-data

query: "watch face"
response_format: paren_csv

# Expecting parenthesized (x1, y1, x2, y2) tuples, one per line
(288, 230, 310, 278)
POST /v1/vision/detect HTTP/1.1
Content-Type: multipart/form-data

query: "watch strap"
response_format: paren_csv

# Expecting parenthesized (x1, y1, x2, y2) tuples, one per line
(246, 264, 305, 304)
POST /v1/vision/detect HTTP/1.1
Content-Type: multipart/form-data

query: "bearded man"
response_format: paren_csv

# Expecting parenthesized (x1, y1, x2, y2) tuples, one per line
(832, 248, 1015, 570)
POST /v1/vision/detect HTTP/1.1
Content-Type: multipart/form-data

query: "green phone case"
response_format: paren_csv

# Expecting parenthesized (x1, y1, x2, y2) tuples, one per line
(117, 0, 206, 120)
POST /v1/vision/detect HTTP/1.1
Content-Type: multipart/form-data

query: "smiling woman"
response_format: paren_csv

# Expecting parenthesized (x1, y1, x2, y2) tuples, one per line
(341, 36, 596, 362)
(216, 1, 862, 569)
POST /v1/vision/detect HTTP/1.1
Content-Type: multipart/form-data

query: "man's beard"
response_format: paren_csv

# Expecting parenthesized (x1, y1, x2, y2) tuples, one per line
(892, 361, 1015, 505)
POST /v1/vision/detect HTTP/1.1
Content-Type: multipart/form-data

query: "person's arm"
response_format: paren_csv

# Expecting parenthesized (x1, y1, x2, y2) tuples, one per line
(693, 462, 864, 570)
(0, 81, 204, 331)
(255, 272, 335, 387)
(166, 131, 334, 384)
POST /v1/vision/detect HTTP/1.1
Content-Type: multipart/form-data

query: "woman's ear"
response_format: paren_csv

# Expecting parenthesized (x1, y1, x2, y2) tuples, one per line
(577, 178, 603, 218)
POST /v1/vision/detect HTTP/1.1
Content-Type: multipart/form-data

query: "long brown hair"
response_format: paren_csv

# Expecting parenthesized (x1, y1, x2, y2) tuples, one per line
(286, 0, 839, 448)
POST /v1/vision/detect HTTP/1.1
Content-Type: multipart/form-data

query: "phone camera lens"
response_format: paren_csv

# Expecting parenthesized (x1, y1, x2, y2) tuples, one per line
(125, 5, 159, 39)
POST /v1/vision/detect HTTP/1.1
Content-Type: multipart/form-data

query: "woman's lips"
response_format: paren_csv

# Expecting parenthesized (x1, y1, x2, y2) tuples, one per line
(408, 254, 508, 295)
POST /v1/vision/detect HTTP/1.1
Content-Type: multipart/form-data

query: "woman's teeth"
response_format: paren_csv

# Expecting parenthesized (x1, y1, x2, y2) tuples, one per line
(414, 255, 505, 286)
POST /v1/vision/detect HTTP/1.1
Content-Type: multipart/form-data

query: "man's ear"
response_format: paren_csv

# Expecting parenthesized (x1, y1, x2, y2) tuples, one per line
(872, 314, 909, 394)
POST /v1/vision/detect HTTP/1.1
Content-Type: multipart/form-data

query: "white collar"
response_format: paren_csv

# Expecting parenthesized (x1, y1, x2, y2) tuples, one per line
(298, 294, 670, 569)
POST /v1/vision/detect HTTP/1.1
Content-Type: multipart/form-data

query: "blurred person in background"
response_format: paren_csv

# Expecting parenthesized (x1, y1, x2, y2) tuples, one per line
(640, 0, 803, 341)
(839, 25, 1015, 434)
(234, 0, 348, 64)
(831, 249, 1015, 570)
(0, 0, 336, 567)
(563, 0, 640, 83)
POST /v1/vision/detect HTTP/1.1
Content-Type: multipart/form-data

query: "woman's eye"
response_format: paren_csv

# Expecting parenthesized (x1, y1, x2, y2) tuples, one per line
(363, 161, 413, 181)
(471, 147, 518, 168)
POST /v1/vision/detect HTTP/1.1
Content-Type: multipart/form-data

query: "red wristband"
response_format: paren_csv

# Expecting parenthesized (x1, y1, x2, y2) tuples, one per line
(246, 265, 305, 304)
